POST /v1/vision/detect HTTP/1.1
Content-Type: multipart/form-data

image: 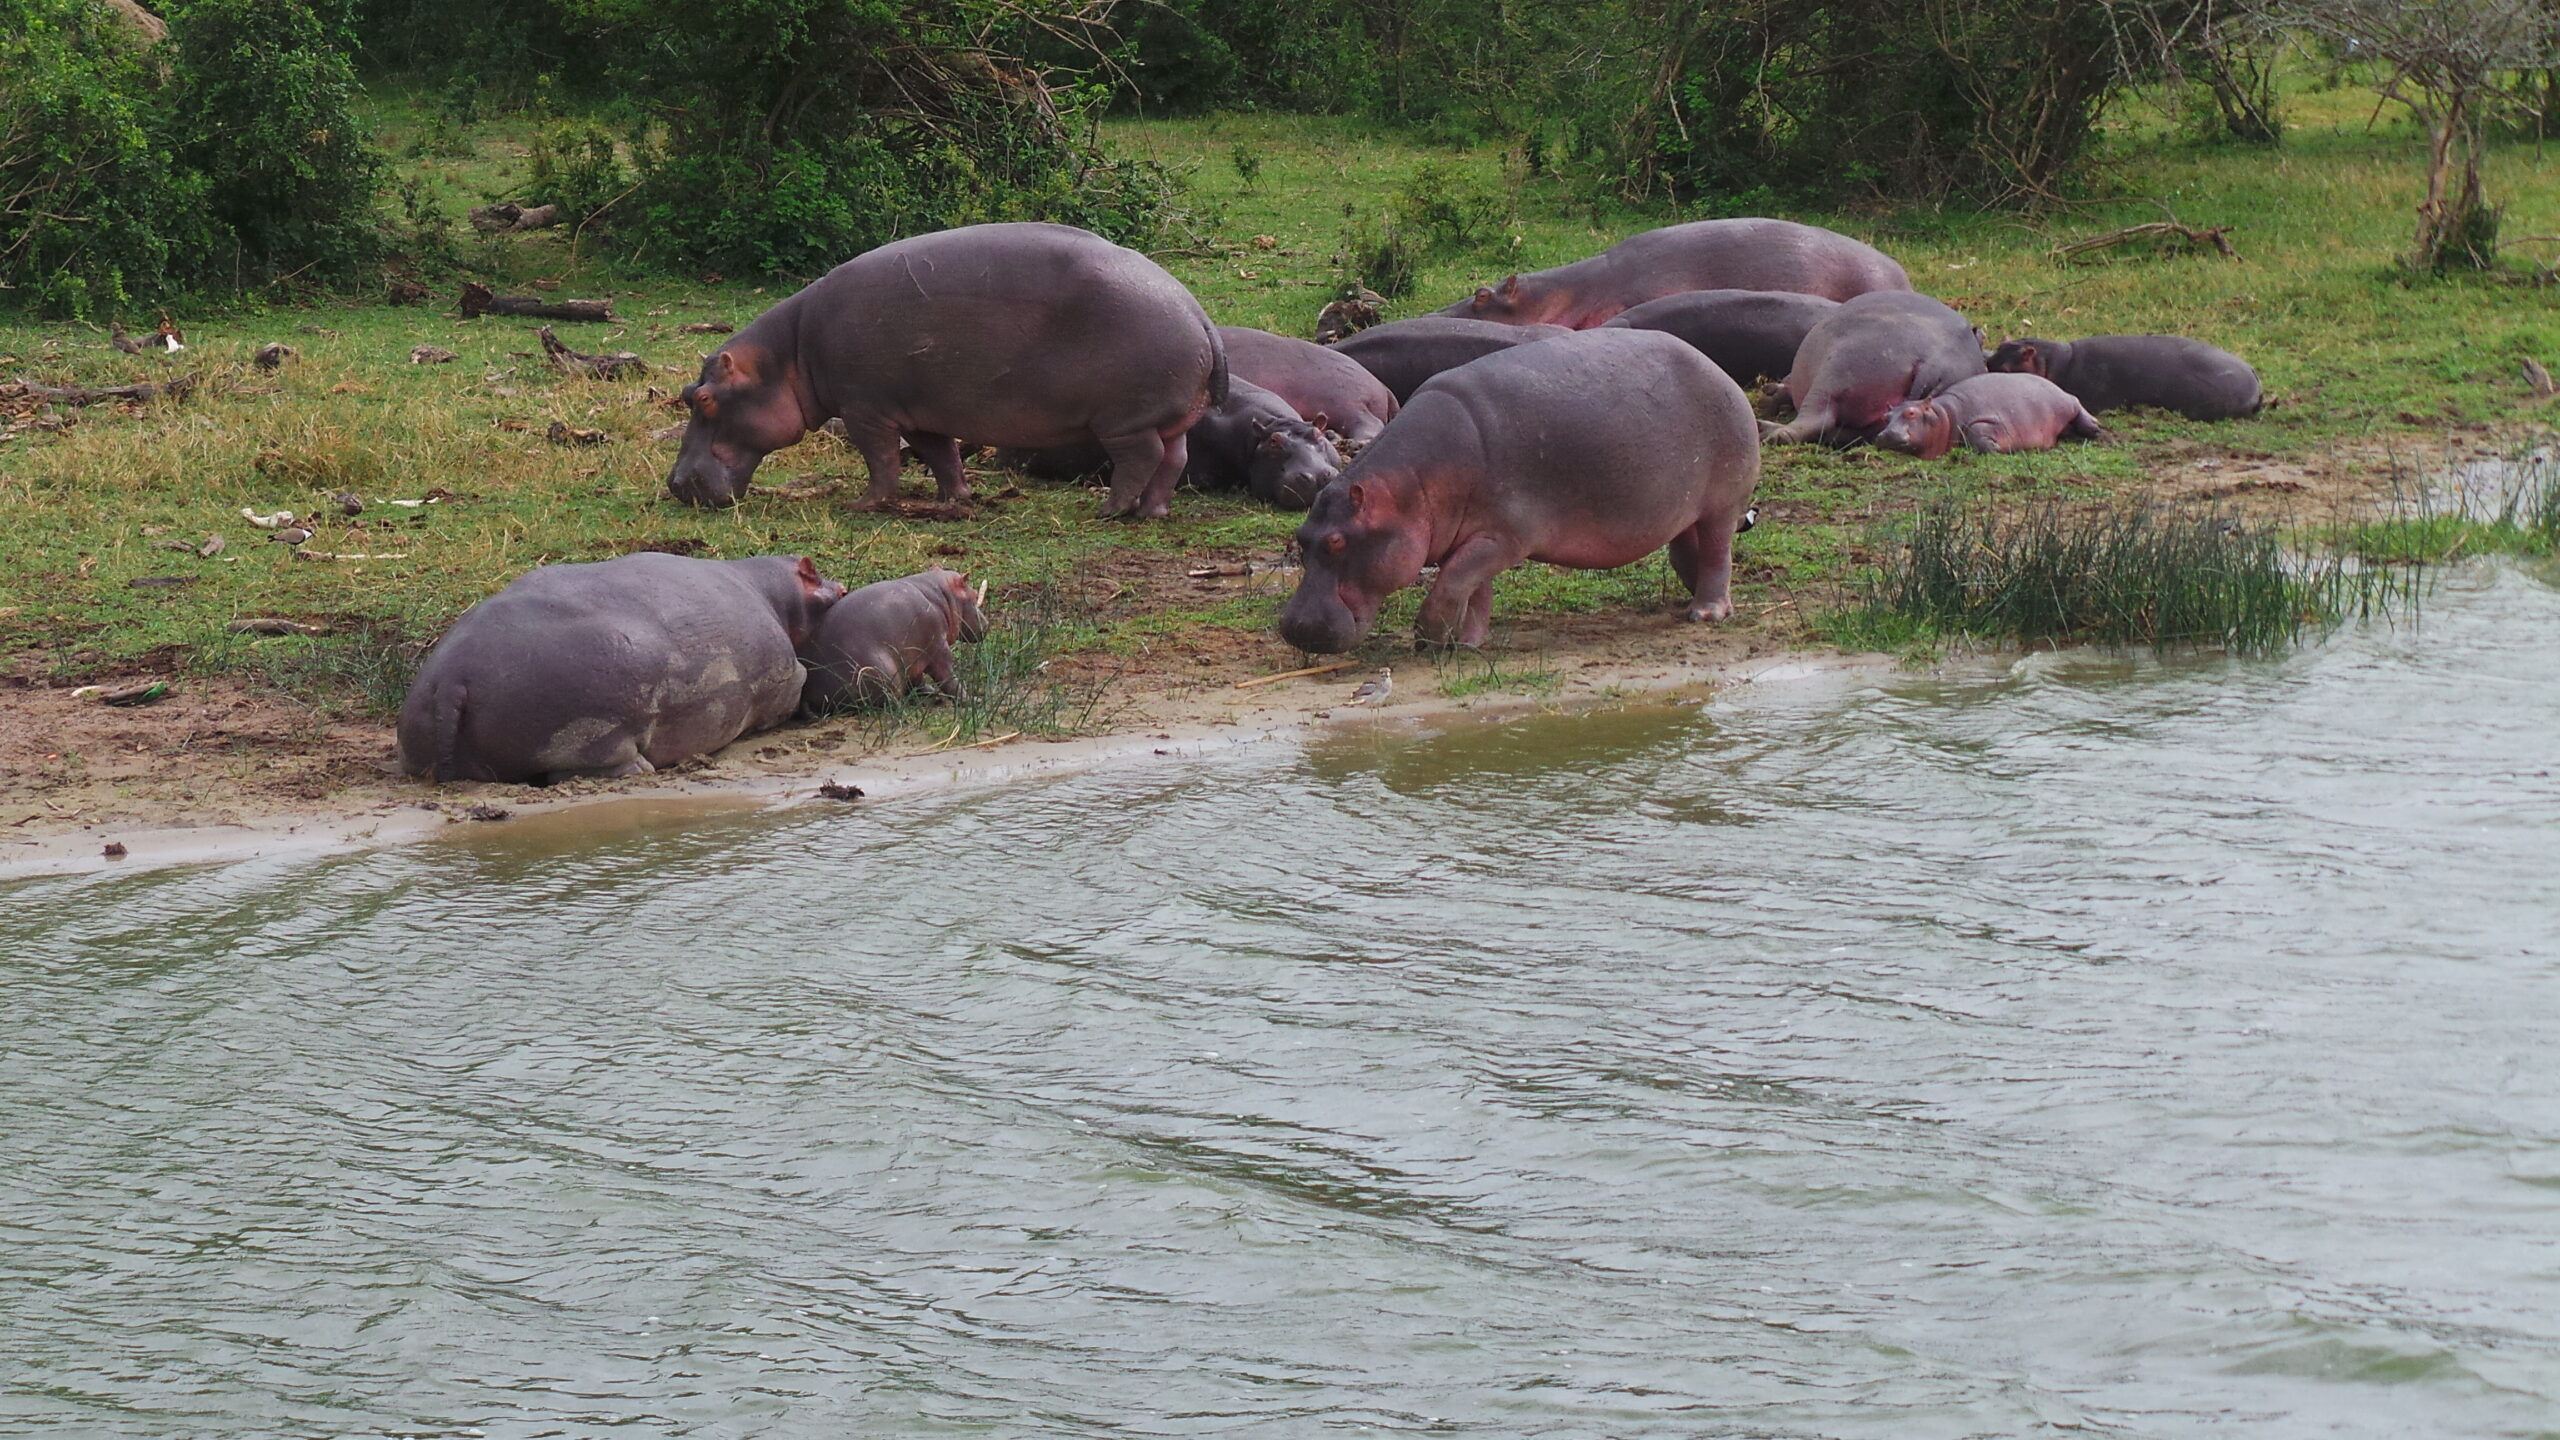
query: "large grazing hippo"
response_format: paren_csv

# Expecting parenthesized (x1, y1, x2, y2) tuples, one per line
(1436, 219, 1910, 329)
(1218, 326, 1397, 443)
(398, 553, 844, 784)
(667, 222, 1226, 519)
(997, 376, 1339, 509)
(1987, 335, 2263, 420)
(1278, 328, 1760, 652)
(1874, 373, 2104, 459)
(800, 568, 989, 714)
(1762, 291, 1987, 447)
(1600, 289, 1842, 388)
(1328, 316, 1572, 403)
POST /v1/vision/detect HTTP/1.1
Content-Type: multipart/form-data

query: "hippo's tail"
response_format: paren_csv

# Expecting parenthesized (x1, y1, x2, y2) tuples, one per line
(1203, 312, 1230, 409)
(422, 677, 468, 783)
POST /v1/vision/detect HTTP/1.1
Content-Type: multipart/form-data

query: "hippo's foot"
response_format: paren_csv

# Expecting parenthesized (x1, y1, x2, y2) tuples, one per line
(1682, 597, 1734, 623)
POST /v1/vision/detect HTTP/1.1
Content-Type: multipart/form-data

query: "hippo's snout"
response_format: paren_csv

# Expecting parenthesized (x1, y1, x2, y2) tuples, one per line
(1279, 579, 1369, 655)
(667, 430, 764, 509)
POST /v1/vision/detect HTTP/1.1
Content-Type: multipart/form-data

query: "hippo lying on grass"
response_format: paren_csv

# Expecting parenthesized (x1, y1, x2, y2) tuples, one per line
(1987, 335, 2263, 420)
(1436, 218, 1910, 328)
(999, 376, 1340, 509)
(1874, 373, 2105, 459)
(1600, 289, 1842, 388)
(1278, 328, 1760, 652)
(1761, 291, 1987, 447)
(800, 568, 990, 714)
(398, 553, 844, 784)
(1218, 326, 1397, 444)
(667, 222, 1226, 519)
(1328, 317, 1571, 403)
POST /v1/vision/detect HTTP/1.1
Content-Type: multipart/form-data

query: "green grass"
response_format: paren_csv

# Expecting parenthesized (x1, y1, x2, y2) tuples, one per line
(8, 80, 2560, 716)
(1435, 651, 1562, 699)
(1823, 497, 2420, 655)
(2334, 449, 2560, 561)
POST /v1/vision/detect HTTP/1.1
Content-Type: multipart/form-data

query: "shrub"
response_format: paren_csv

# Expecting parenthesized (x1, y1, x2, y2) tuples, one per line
(527, 122, 630, 232)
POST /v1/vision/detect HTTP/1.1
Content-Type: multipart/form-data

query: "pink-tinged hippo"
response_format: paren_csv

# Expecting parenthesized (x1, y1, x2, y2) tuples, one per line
(1327, 316, 1572, 403)
(667, 222, 1227, 520)
(1761, 290, 1987, 447)
(1600, 289, 1842, 388)
(1278, 328, 1760, 652)
(1874, 373, 2105, 459)
(1436, 218, 1911, 329)
(800, 568, 990, 713)
(398, 553, 845, 784)
(1987, 335, 2263, 420)
(1217, 326, 1398, 443)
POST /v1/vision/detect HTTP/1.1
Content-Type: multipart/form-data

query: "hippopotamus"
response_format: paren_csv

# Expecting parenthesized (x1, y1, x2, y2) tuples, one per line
(996, 376, 1339, 509)
(800, 568, 990, 714)
(1874, 373, 2105, 459)
(397, 552, 844, 784)
(1278, 328, 1760, 653)
(1435, 219, 1911, 329)
(1218, 326, 1398, 443)
(666, 221, 1226, 519)
(1599, 289, 1842, 388)
(1987, 335, 2263, 420)
(1327, 316, 1572, 403)
(1761, 291, 1987, 447)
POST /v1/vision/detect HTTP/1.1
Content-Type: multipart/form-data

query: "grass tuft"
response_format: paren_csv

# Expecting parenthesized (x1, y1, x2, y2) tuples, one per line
(2337, 450, 2560, 562)
(1436, 651, 1561, 698)
(1824, 498, 2417, 656)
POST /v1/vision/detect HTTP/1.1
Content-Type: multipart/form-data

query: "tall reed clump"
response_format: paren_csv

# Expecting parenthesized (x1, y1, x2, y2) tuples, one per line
(835, 587, 1105, 748)
(1828, 499, 2415, 656)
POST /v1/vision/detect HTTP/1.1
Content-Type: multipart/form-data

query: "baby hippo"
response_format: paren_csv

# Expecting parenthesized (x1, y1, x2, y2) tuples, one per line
(398, 552, 844, 784)
(1987, 335, 2263, 420)
(800, 567, 990, 714)
(1874, 373, 2103, 459)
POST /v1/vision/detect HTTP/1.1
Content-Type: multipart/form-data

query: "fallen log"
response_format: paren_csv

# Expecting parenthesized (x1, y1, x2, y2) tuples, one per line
(537, 327, 647, 380)
(5, 374, 198, 406)
(458, 282, 612, 322)
(468, 201, 562, 235)
(2052, 220, 2237, 263)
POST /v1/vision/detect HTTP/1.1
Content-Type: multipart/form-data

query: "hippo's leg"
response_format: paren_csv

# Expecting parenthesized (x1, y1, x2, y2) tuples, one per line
(1096, 429, 1168, 518)
(1136, 432, 1191, 520)
(845, 423, 908, 508)
(541, 752, 656, 785)
(924, 644, 968, 705)
(2068, 407, 2106, 440)
(1759, 398, 1836, 447)
(1669, 520, 1738, 623)
(909, 432, 972, 503)
(1961, 420, 2007, 454)
(1417, 534, 1526, 646)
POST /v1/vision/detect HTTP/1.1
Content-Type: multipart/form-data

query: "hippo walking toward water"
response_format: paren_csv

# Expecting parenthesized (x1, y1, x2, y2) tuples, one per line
(397, 553, 845, 784)
(1987, 335, 2263, 420)
(1218, 326, 1398, 443)
(1436, 218, 1910, 329)
(1328, 316, 1572, 403)
(1762, 291, 1988, 447)
(1278, 328, 1761, 652)
(800, 568, 990, 714)
(1875, 373, 2105, 459)
(1601, 289, 1843, 388)
(666, 222, 1226, 520)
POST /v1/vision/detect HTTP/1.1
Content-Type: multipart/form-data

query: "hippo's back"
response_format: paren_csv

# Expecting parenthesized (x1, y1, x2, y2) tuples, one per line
(1218, 325, 1399, 436)
(1330, 316, 1572, 402)
(1604, 289, 1843, 386)
(1787, 290, 1982, 397)
(1605, 219, 1911, 301)
(2049, 334, 2262, 420)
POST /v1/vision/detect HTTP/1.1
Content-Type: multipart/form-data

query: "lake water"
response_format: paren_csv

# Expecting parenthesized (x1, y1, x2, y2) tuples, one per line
(4, 560, 2557, 1438)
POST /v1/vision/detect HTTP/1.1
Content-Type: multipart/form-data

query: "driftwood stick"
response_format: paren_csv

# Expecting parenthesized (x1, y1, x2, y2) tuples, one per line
(1235, 659, 1358, 689)
(5, 374, 198, 405)
(458, 282, 613, 322)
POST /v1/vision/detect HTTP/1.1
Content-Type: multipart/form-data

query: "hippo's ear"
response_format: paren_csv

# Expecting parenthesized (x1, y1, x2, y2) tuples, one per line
(1310, 411, 1331, 433)
(711, 349, 753, 386)
(1250, 416, 1272, 438)
(795, 555, 824, 589)
(1497, 274, 1523, 300)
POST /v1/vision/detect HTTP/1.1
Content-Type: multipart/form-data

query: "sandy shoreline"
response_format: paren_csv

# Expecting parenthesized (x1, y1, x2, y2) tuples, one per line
(0, 639, 1890, 882)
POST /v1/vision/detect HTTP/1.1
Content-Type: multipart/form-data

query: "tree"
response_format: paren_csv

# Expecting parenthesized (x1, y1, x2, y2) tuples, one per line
(2286, 0, 2560, 270)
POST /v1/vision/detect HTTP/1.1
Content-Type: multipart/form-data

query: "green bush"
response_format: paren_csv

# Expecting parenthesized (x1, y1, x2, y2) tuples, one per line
(0, 0, 210, 316)
(527, 122, 630, 232)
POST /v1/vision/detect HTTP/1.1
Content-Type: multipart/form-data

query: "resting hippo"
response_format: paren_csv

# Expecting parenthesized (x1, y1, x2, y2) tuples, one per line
(1278, 328, 1760, 652)
(667, 222, 1226, 519)
(1762, 291, 1987, 447)
(1328, 316, 1572, 403)
(398, 553, 844, 784)
(1874, 373, 2104, 459)
(1436, 219, 1910, 328)
(1218, 326, 1398, 443)
(1601, 289, 1842, 388)
(1987, 335, 2263, 420)
(997, 377, 1338, 509)
(800, 568, 990, 714)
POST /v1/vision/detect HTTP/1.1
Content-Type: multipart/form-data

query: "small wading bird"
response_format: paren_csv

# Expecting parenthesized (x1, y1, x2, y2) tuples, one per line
(1350, 667, 1392, 707)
